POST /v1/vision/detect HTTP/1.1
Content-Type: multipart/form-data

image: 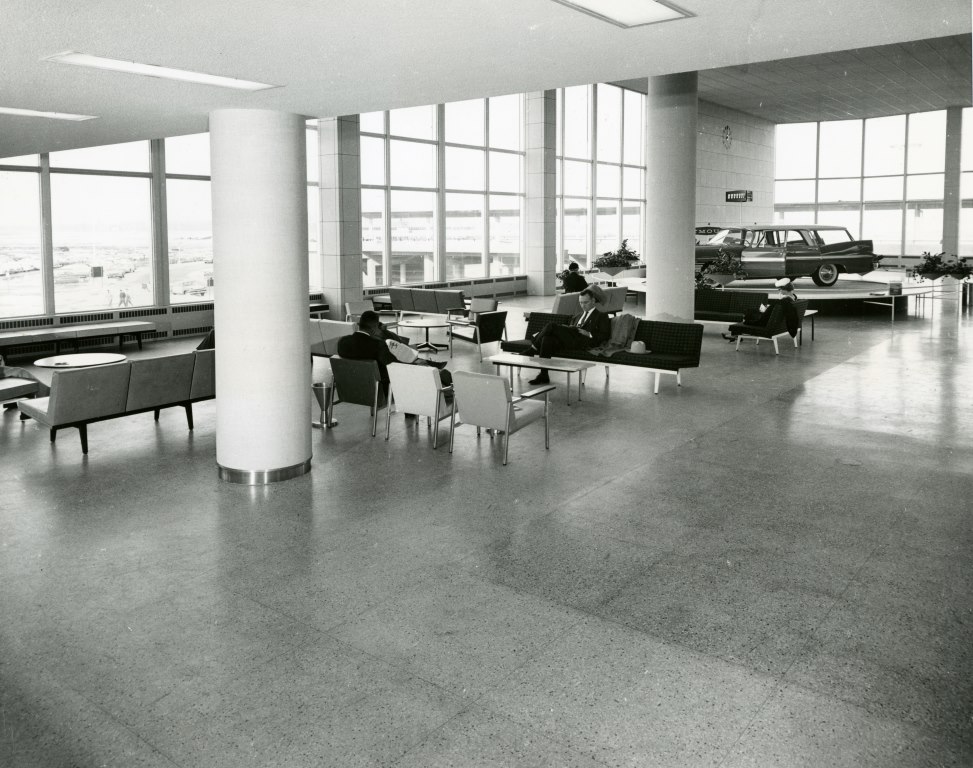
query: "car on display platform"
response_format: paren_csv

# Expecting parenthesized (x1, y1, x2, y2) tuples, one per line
(695, 224, 881, 286)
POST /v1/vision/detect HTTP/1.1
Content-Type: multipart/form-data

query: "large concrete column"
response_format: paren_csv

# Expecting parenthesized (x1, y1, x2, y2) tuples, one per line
(525, 90, 557, 296)
(210, 109, 311, 484)
(318, 115, 363, 319)
(942, 106, 963, 256)
(643, 73, 698, 322)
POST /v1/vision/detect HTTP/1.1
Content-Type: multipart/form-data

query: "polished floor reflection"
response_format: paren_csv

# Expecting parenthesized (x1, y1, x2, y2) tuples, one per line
(1, 295, 971, 767)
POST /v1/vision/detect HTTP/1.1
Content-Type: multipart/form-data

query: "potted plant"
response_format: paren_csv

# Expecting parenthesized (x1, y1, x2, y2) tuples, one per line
(697, 247, 747, 288)
(911, 252, 972, 281)
(593, 239, 640, 276)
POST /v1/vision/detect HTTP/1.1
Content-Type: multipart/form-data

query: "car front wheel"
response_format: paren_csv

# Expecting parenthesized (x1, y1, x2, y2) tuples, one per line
(812, 263, 840, 287)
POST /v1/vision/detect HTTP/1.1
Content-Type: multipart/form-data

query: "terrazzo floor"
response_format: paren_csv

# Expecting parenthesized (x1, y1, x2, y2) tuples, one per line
(1, 293, 971, 767)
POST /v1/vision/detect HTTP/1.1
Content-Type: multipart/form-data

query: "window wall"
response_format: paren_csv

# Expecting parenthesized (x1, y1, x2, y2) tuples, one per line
(359, 95, 525, 287)
(166, 133, 213, 303)
(774, 108, 969, 261)
(556, 84, 645, 270)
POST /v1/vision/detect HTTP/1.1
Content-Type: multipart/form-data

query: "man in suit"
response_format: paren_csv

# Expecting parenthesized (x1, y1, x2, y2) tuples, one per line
(336, 311, 451, 387)
(561, 262, 588, 293)
(525, 288, 611, 384)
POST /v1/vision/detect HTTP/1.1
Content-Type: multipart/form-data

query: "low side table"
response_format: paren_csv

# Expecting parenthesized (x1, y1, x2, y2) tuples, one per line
(397, 317, 449, 352)
(486, 352, 593, 405)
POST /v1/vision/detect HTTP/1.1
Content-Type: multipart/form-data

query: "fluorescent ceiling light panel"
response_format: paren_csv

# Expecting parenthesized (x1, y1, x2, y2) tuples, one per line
(552, 0, 691, 28)
(0, 106, 97, 121)
(43, 51, 280, 91)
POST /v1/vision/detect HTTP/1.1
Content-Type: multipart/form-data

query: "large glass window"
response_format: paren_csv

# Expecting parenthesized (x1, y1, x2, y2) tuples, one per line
(167, 179, 213, 303)
(775, 123, 817, 179)
(165, 133, 210, 176)
(51, 174, 152, 312)
(0, 170, 43, 318)
(445, 193, 484, 279)
(819, 120, 862, 178)
(50, 141, 150, 172)
(489, 195, 521, 275)
(390, 190, 435, 284)
(389, 105, 436, 140)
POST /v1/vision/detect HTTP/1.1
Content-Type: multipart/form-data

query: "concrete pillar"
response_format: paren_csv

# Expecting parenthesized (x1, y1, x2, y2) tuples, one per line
(942, 106, 962, 256)
(525, 91, 557, 296)
(209, 109, 311, 484)
(318, 115, 363, 320)
(643, 73, 698, 323)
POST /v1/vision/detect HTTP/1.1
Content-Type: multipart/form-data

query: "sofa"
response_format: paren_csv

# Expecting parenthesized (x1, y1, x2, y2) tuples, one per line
(694, 289, 768, 324)
(387, 287, 466, 317)
(552, 286, 628, 317)
(501, 312, 703, 393)
(18, 349, 215, 454)
(0, 320, 157, 359)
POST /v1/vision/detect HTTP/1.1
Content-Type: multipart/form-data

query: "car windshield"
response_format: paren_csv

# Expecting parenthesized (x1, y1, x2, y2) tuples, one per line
(705, 229, 745, 245)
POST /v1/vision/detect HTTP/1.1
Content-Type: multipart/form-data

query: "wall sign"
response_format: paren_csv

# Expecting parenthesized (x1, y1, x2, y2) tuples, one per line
(725, 190, 753, 202)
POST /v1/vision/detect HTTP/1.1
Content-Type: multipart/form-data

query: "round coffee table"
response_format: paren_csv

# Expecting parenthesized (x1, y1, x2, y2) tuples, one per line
(397, 317, 449, 352)
(34, 352, 127, 368)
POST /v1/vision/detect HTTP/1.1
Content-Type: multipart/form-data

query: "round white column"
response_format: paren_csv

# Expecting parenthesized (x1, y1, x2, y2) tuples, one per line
(643, 72, 698, 322)
(210, 109, 311, 483)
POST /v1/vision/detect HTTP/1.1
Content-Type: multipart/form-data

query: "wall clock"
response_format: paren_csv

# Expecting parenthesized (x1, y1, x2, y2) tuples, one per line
(722, 125, 732, 149)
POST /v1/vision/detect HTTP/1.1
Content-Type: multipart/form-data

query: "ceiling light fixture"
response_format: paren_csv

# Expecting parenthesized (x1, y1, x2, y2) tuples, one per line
(0, 106, 97, 121)
(43, 51, 280, 92)
(551, 0, 692, 28)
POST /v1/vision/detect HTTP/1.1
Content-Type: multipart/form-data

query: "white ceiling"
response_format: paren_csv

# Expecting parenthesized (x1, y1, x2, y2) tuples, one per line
(1, 0, 970, 157)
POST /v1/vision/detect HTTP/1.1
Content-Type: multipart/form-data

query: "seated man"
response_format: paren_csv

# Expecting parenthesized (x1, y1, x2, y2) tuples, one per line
(561, 261, 588, 293)
(723, 277, 799, 342)
(525, 288, 611, 384)
(336, 310, 451, 388)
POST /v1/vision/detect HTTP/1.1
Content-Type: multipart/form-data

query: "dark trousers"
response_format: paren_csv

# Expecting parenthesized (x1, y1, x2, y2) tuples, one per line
(531, 323, 593, 377)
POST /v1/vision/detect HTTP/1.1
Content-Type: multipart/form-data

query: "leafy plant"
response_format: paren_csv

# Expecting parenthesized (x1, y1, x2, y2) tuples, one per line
(593, 239, 640, 269)
(912, 251, 972, 281)
(698, 247, 747, 278)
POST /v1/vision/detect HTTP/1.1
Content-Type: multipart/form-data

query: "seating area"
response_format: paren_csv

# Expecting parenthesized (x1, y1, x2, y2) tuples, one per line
(694, 289, 768, 325)
(16, 349, 214, 454)
(501, 311, 704, 394)
(0, 319, 157, 359)
(387, 286, 467, 318)
(729, 299, 810, 354)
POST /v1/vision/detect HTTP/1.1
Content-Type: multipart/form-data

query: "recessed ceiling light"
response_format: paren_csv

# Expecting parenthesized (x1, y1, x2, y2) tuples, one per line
(551, 0, 692, 28)
(43, 51, 280, 92)
(0, 106, 97, 121)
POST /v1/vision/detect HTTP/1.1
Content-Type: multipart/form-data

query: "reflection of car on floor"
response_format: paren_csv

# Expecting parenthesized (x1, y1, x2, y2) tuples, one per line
(695, 225, 881, 286)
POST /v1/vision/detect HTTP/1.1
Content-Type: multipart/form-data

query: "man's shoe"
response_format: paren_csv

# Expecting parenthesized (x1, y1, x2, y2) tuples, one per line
(722, 333, 737, 342)
(429, 359, 448, 369)
(528, 373, 550, 385)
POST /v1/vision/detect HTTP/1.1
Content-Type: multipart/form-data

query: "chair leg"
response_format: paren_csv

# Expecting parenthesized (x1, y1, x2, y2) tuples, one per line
(653, 372, 660, 395)
(448, 399, 457, 453)
(502, 412, 512, 465)
(50, 427, 57, 443)
(385, 393, 393, 440)
(544, 393, 550, 449)
(432, 400, 441, 449)
(735, 337, 741, 351)
(371, 386, 379, 437)
(184, 403, 194, 430)
(154, 408, 161, 421)
(773, 338, 779, 355)
(78, 424, 88, 454)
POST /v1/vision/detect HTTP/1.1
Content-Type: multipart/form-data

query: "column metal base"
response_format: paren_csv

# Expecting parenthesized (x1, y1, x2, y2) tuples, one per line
(217, 458, 311, 485)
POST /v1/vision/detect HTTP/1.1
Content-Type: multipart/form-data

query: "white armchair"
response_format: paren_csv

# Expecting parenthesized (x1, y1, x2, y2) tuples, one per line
(448, 370, 555, 465)
(385, 363, 453, 448)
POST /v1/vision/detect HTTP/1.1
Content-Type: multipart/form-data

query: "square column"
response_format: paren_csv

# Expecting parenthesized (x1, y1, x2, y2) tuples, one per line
(525, 91, 557, 296)
(318, 115, 363, 320)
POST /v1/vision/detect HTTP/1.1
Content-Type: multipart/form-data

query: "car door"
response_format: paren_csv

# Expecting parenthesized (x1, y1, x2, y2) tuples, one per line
(781, 230, 820, 278)
(738, 229, 784, 278)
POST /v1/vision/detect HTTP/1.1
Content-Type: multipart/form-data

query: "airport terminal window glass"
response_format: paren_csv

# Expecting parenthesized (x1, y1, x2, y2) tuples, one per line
(907, 111, 946, 174)
(488, 151, 520, 194)
(596, 163, 620, 198)
(445, 193, 485, 279)
(389, 105, 436, 140)
(0, 170, 43, 318)
(622, 166, 643, 199)
(863, 205, 904, 257)
(0, 155, 39, 167)
(775, 123, 816, 179)
(50, 141, 150, 172)
(622, 201, 642, 251)
(622, 89, 643, 166)
(51, 174, 152, 313)
(960, 202, 973, 256)
(489, 194, 520, 275)
(361, 189, 386, 287)
(390, 139, 436, 188)
(863, 176, 903, 201)
(907, 173, 944, 200)
(360, 111, 385, 134)
(167, 179, 213, 304)
(775, 180, 816, 204)
(904, 202, 944, 254)
(445, 146, 485, 191)
(819, 120, 862, 178)
(489, 94, 521, 151)
(306, 125, 319, 184)
(595, 199, 620, 255)
(562, 197, 590, 270)
(360, 136, 385, 186)
(864, 115, 905, 176)
(445, 99, 485, 146)
(596, 84, 622, 163)
(818, 178, 861, 203)
(563, 85, 591, 159)
(165, 133, 210, 176)
(562, 160, 590, 197)
(390, 191, 435, 284)
(308, 185, 320, 290)
(815, 208, 860, 239)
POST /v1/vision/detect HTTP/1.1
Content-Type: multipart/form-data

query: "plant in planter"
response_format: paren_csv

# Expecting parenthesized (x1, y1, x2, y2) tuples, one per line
(911, 251, 972, 281)
(697, 246, 747, 287)
(593, 239, 640, 274)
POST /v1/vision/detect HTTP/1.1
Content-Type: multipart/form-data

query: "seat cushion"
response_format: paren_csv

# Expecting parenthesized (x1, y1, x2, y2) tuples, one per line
(0, 377, 40, 401)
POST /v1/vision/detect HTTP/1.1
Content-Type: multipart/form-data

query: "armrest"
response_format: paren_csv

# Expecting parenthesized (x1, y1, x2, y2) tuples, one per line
(446, 318, 473, 327)
(445, 306, 469, 319)
(514, 384, 556, 402)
